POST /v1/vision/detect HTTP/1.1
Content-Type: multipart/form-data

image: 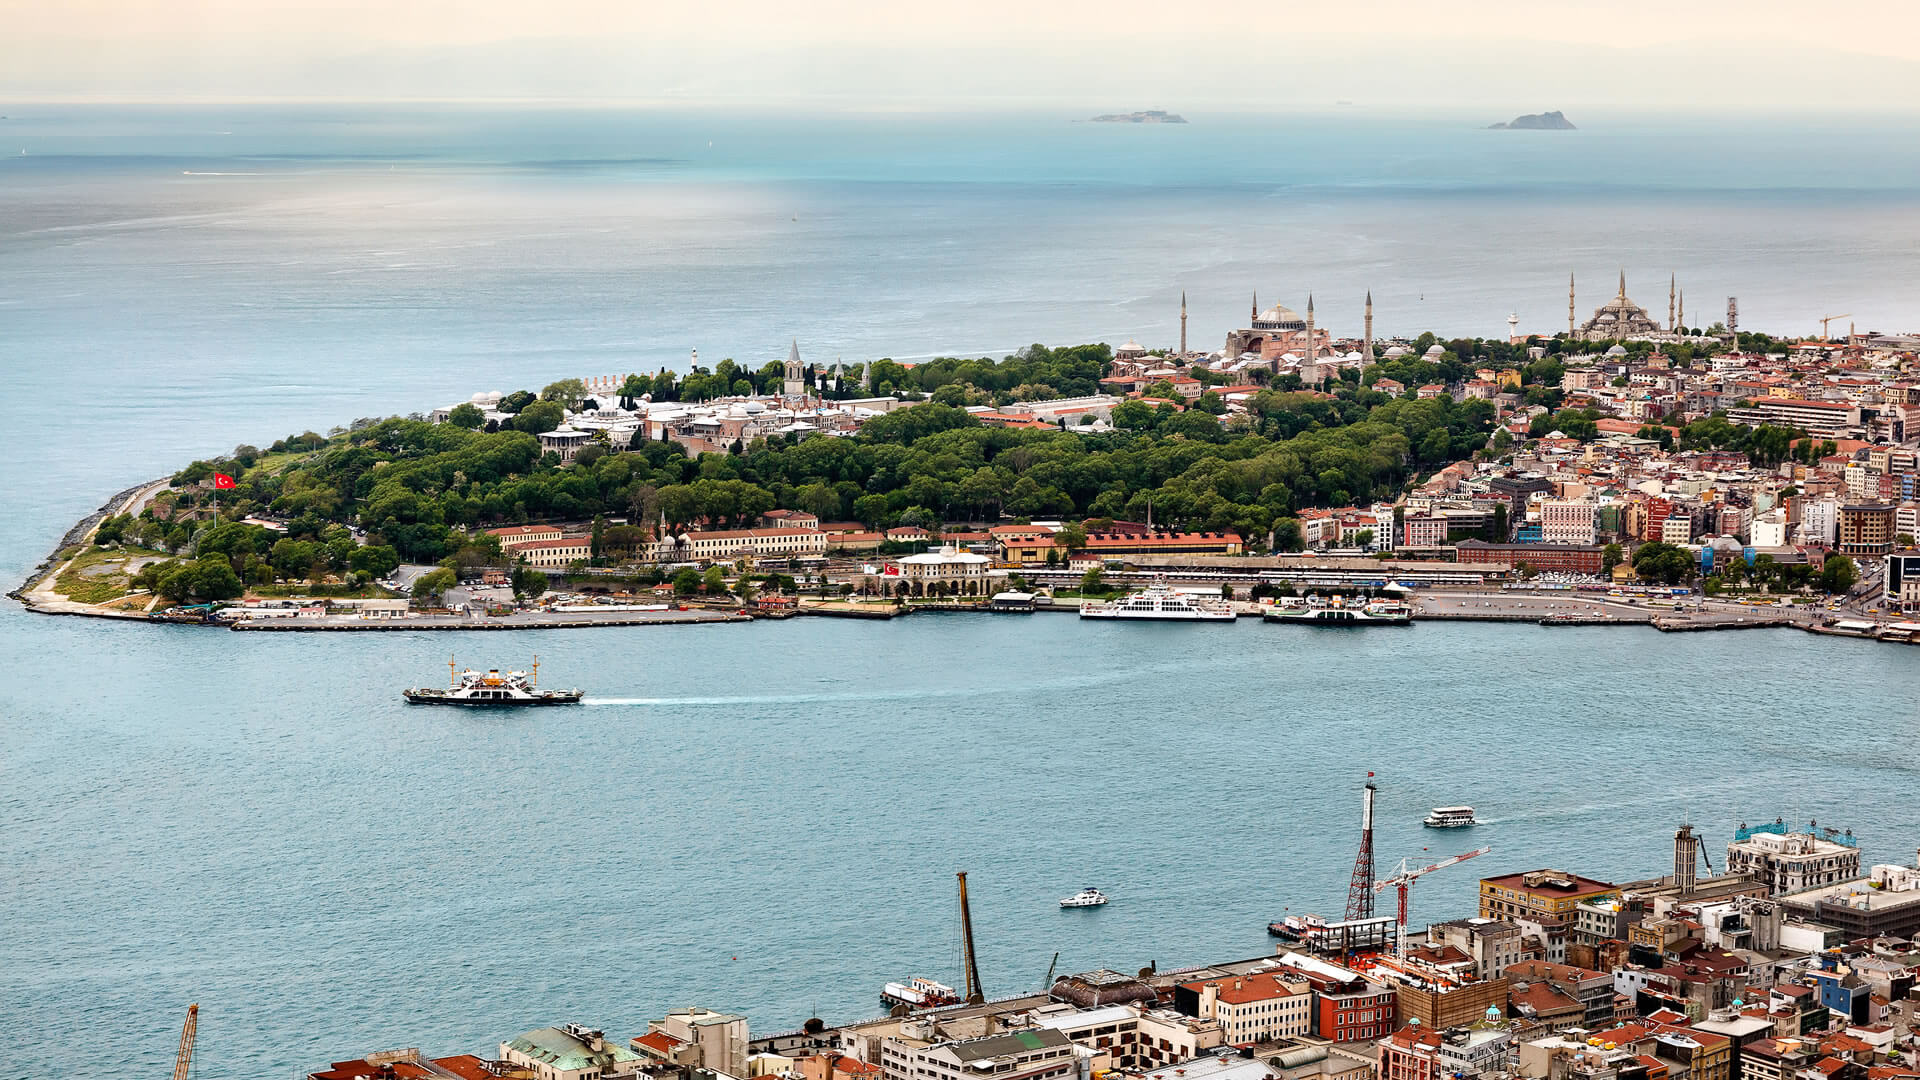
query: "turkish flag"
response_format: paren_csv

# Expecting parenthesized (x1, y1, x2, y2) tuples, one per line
(213, 473, 236, 489)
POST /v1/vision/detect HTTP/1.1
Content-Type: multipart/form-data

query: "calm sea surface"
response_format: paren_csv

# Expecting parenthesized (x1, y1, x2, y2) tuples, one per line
(3, 105, 1920, 1078)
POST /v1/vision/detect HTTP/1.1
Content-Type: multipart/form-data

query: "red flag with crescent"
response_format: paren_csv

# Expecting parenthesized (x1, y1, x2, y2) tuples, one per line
(213, 473, 236, 489)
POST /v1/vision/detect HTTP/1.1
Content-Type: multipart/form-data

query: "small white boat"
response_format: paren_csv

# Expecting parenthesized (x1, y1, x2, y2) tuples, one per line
(1060, 887, 1109, 908)
(1424, 806, 1479, 828)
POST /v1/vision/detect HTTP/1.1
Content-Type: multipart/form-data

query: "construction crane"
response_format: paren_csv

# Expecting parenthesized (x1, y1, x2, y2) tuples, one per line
(1375, 846, 1491, 957)
(171, 1004, 199, 1080)
(1820, 314, 1852, 340)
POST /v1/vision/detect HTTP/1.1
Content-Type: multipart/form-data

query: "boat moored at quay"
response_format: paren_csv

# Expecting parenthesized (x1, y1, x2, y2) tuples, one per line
(1079, 578, 1235, 622)
(1262, 596, 1413, 625)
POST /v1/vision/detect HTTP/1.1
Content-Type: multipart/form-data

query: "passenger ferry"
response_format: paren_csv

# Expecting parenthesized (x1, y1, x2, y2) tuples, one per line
(1423, 806, 1479, 828)
(1079, 578, 1235, 621)
(403, 657, 583, 706)
(1263, 595, 1413, 625)
(1060, 887, 1109, 908)
(880, 977, 962, 1010)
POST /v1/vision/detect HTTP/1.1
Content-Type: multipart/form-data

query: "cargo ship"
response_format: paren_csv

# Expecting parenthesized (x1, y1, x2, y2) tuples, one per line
(403, 657, 582, 706)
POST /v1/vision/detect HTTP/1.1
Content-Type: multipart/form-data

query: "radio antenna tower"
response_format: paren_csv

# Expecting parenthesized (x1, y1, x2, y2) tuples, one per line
(1344, 774, 1378, 921)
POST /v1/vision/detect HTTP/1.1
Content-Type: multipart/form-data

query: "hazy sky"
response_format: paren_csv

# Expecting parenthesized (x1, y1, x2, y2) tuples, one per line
(7, 0, 1920, 106)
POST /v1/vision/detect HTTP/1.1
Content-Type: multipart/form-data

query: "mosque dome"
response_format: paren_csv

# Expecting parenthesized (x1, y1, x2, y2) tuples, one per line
(1425, 344, 1445, 357)
(744, 400, 766, 414)
(1384, 345, 1410, 358)
(1254, 303, 1305, 330)
(1606, 344, 1629, 357)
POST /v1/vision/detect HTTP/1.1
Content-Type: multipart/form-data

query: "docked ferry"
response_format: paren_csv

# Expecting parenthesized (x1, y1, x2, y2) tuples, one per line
(1079, 578, 1235, 621)
(880, 977, 962, 1011)
(403, 657, 583, 706)
(1263, 596, 1412, 625)
(1423, 806, 1479, 828)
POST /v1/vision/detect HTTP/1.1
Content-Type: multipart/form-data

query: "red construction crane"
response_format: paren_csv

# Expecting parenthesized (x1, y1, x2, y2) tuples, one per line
(1375, 846, 1490, 956)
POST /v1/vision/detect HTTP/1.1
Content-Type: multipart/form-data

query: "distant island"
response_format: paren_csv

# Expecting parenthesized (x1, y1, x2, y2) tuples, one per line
(1090, 110, 1186, 124)
(1488, 110, 1575, 130)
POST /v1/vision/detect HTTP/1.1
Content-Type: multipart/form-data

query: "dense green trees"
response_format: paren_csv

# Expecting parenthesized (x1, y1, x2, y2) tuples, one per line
(1632, 542, 1697, 584)
(1820, 553, 1858, 595)
(169, 367, 1510, 564)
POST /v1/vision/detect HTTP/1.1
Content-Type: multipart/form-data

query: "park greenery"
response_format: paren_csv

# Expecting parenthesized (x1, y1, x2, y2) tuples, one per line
(86, 335, 1859, 604)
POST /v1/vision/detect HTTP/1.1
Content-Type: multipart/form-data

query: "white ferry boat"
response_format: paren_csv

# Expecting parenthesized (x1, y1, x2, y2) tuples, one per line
(1060, 887, 1109, 908)
(1263, 595, 1412, 625)
(1079, 578, 1235, 621)
(880, 977, 962, 1010)
(403, 657, 583, 706)
(1423, 806, 1479, 828)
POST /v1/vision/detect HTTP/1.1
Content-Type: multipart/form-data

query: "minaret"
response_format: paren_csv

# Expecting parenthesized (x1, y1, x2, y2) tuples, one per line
(1669, 274, 1676, 331)
(1618, 269, 1627, 299)
(1179, 291, 1188, 356)
(1363, 290, 1374, 363)
(1251, 291, 1259, 323)
(1678, 288, 1685, 330)
(1303, 293, 1318, 385)
(1568, 273, 1576, 338)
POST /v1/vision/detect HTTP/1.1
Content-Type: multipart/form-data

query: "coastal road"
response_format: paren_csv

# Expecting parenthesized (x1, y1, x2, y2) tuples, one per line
(229, 608, 749, 630)
(1412, 591, 1650, 622)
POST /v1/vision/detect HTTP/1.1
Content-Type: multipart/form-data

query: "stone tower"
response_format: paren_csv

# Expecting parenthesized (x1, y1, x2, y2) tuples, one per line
(784, 340, 804, 397)
(1669, 274, 1677, 332)
(1180, 291, 1188, 356)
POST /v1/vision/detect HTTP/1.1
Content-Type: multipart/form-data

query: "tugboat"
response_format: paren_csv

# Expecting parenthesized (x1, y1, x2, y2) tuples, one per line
(403, 657, 583, 706)
(1059, 887, 1109, 908)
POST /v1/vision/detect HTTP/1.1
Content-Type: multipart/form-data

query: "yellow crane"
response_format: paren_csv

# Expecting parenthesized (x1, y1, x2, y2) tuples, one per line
(171, 1004, 198, 1080)
(1820, 313, 1852, 340)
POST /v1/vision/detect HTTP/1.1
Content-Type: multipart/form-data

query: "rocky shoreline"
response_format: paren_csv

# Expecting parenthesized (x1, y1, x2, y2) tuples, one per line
(7, 479, 157, 606)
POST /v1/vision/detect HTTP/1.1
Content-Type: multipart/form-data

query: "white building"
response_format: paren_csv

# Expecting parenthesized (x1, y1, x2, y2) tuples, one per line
(652, 528, 830, 563)
(506, 536, 594, 568)
(538, 426, 593, 464)
(894, 546, 993, 595)
(1539, 499, 1597, 545)
(1750, 508, 1790, 548)
(879, 1025, 1075, 1080)
(1798, 498, 1838, 544)
(1725, 826, 1862, 897)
